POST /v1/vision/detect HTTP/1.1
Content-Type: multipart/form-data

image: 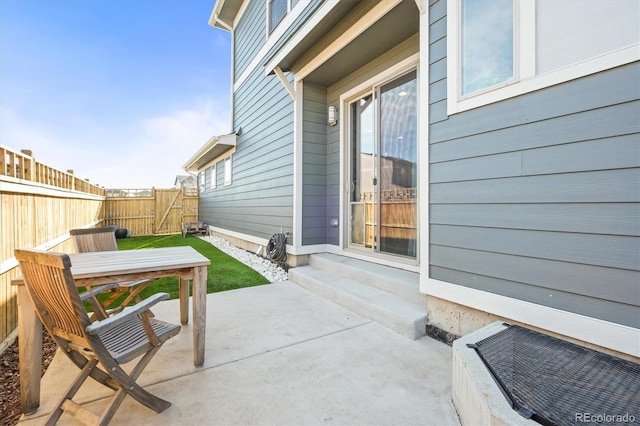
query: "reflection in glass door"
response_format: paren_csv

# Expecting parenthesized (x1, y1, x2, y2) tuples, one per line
(378, 71, 417, 257)
(349, 94, 375, 248)
(348, 70, 417, 259)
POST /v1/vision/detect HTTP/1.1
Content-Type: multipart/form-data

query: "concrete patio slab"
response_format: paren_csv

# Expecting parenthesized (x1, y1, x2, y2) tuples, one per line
(19, 282, 460, 425)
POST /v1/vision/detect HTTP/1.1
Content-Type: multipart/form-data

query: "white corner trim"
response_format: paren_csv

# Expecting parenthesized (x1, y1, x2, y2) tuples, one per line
(421, 277, 640, 357)
(293, 79, 304, 247)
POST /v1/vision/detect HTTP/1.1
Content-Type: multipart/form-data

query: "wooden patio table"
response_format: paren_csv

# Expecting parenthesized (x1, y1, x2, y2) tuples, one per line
(11, 245, 211, 415)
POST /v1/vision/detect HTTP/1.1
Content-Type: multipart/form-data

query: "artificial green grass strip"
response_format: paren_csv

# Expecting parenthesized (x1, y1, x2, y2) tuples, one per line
(114, 234, 270, 301)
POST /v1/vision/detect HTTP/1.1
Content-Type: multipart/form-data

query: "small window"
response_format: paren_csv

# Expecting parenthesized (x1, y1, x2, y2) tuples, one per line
(268, 0, 300, 34)
(448, 0, 639, 114)
(268, 0, 287, 33)
(461, 0, 514, 96)
(210, 165, 217, 190)
(198, 172, 205, 193)
(224, 156, 232, 186)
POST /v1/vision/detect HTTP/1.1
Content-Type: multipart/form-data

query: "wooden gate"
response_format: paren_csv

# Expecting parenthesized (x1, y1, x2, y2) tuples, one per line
(103, 188, 198, 236)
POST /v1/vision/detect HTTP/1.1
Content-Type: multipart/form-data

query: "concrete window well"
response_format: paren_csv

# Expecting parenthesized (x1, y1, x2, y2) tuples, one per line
(452, 322, 640, 426)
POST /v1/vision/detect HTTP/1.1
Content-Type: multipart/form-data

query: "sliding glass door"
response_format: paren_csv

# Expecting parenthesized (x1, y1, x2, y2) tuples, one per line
(348, 70, 417, 259)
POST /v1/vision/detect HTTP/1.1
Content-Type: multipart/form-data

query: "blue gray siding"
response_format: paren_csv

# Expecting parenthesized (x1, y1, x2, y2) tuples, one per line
(302, 82, 328, 245)
(428, 0, 640, 327)
(234, 0, 266, 81)
(200, 0, 297, 241)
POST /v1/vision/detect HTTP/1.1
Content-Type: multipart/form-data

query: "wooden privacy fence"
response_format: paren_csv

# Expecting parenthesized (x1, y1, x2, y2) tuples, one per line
(103, 187, 199, 236)
(1, 146, 105, 344)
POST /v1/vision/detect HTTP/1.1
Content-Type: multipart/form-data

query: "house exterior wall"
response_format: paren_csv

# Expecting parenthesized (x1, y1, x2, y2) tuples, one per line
(425, 0, 640, 329)
(233, 0, 264, 80)
(301, 82, 328, 245)
(199, 0, 301, 241)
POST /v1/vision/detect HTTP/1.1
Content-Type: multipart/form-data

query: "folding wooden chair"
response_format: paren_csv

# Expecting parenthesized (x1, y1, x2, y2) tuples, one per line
(70, 226, 153, 317)
(15, 248, 181, 425)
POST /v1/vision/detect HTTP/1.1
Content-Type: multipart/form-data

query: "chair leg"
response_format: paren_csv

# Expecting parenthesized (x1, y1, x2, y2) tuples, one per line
(45, 358, 99, 426)
(100, 346, 172, 415)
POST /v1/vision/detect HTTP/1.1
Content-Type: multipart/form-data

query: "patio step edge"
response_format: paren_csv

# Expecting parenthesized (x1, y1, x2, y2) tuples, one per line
(289, 265, 427, 340)
(307, 253, 424, 305)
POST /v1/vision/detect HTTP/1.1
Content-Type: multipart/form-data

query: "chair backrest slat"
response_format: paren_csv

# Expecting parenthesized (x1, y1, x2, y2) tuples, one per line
(70, 226, 119, 253)
(15, 249, 91, 344)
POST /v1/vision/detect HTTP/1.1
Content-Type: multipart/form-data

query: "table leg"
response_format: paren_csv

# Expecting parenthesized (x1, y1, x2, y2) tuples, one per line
(192, 265, 207, 366)
(179, 277, 189, 325)
(18, 285, 42, 414)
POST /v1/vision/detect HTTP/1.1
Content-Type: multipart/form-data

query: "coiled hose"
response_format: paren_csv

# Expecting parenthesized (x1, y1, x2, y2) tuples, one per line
(267, 232, 287, 264)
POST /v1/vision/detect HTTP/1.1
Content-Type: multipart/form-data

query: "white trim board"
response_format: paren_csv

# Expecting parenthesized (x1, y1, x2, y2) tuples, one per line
(233, 0, 311, 91)
(421, 276, 640, 358)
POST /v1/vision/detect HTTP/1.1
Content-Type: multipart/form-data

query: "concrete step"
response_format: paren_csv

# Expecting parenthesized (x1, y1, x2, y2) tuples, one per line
(308, 253, 424, 305)
(289, 257, 427, 339)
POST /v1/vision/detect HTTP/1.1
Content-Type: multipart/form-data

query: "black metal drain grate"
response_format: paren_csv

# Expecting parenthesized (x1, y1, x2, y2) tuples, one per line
(469, 324, 640, 426)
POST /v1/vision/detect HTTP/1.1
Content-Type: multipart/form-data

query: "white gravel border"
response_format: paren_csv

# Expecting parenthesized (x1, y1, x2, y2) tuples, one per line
(198, 235, 289, 283)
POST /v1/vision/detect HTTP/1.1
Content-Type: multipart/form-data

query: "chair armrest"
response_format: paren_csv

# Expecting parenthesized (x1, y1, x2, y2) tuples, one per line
(79, 283, 120, 302)
(85, 292, 170, 336)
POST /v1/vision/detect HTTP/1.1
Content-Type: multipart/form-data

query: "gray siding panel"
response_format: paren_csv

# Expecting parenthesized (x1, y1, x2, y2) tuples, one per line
(430, 203, 640, 237)
(302, 83, 329, 245)
(427, 0, 640, 327)
(234, 0, 266, 81)
(430, 246, 638, 310)
(429, 267, 639, 328)
(200, 59, 294, 241)
(431, 225, 639, 271)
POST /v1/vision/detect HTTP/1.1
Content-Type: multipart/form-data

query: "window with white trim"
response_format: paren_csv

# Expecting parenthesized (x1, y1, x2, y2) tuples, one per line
(210, 164, 216, 190)
(267, 0, 299, 34)
(447, 0, 640, 115)
(198, 171, 205, 193)
(224, 156, 232, 186)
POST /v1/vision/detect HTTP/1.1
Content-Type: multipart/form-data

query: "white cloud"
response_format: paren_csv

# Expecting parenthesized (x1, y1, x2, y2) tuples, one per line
(1, 99, 229, 188)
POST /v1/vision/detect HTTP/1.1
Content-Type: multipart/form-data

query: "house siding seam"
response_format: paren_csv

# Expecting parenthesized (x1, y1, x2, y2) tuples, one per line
(427, 0, 640, 328)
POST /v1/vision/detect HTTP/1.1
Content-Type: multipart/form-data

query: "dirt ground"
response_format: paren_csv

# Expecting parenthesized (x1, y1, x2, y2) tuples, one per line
(1, 332, 57, 426)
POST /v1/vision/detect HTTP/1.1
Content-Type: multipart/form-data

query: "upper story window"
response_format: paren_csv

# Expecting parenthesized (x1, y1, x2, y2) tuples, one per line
(268, 0, 299, 34)
(461, 0, 513, 96)
(224, 155, 233, 186)
(198, 171, 205, 193)
(447, 0, 640, 114)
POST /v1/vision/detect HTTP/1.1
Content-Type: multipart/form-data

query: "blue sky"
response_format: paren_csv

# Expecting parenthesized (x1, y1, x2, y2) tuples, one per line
(0, 0, 231, 188)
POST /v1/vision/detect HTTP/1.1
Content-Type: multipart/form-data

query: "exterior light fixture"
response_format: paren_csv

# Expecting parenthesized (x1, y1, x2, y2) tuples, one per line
(328, 106, 337, 126)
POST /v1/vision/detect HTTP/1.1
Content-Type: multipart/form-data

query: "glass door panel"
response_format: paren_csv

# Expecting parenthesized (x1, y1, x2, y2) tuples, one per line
(377, 71, 417, 258)
(347, 70, 417, 259)
(349, 94, 375, 248)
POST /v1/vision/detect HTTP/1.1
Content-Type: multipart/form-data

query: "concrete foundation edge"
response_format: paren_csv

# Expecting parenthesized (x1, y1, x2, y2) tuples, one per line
(451, 321, 535, 426)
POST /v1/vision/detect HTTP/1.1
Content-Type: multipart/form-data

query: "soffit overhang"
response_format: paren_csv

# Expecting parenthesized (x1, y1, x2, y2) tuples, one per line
(183, 133, 237, 172)
(266, 0, 419, 86)
(209, 0, 244, 30)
